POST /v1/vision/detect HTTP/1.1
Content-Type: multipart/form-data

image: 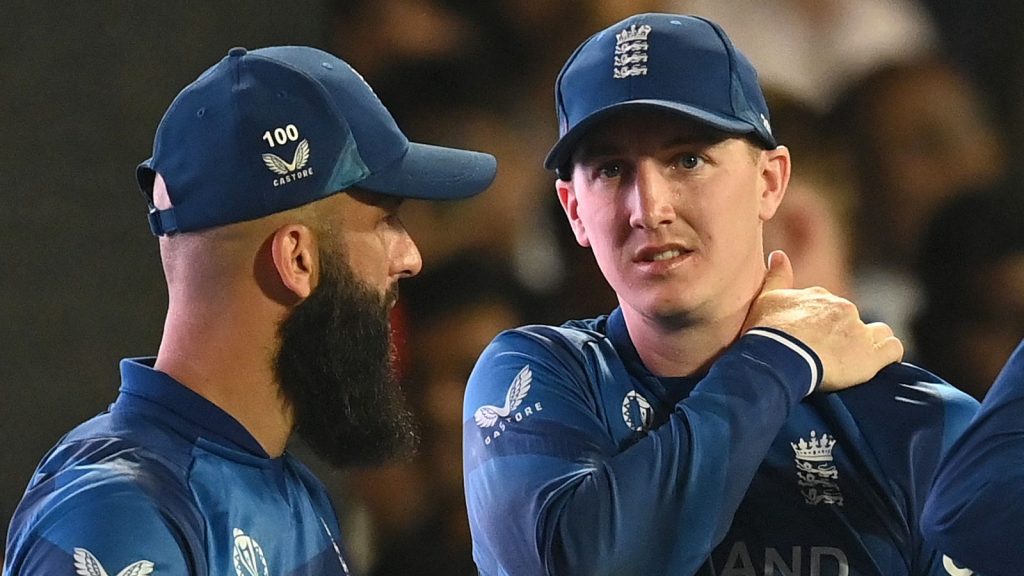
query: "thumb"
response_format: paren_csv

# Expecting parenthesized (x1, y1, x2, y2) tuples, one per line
(761, 250, 794, 292)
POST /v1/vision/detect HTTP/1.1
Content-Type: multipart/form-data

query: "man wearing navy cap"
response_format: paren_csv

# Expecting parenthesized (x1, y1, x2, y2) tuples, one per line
(4, 46, 495, 575)
(463, 14, 977, 575)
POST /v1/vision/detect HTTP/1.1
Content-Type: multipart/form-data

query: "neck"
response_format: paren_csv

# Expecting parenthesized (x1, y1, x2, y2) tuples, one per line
(154, 293, 292, 457)
(622, 269, 765, 378)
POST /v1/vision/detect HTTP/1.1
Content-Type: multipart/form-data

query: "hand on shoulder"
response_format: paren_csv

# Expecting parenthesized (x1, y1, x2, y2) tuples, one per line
(743, 251, 904, 392)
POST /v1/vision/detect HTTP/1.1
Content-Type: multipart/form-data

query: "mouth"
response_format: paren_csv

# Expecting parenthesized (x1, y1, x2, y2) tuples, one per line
(384, 285, 400, 309)
(634, 245, 692, 264)
(649, 249, 682, 262)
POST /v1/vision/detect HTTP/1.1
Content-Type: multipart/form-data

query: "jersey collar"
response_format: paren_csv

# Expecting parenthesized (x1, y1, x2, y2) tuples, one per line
(114, 357, 270, 458)
(606, 307, 703, 397)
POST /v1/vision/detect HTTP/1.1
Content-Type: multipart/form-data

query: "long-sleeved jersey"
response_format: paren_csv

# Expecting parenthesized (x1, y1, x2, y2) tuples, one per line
(464, 309, 979, 576)
(4, 358, 352, 576)
(921, 338, 1024, 576)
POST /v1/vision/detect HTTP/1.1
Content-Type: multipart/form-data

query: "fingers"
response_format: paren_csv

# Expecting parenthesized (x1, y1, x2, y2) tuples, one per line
(866, 322, 894, 341)
(876, 336, 905, 366)
(761, 250, 794, 293)
(867, 322, 904, 365)
(750, 294, 905, 391)
(744, 273, 906, 392)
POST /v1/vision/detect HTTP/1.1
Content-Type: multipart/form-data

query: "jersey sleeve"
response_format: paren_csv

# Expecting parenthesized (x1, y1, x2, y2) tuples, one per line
(5, 480, 196, 576)
(463, 326, 820, 576)
(921, 338, 1024, 575)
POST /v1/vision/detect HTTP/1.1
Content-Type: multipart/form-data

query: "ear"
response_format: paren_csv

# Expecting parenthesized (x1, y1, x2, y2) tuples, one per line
(765, 190, 817, 262)
(152, 173, 173, 210)
(555, 177, 591, 247)
(269, 224, 318, 300)
(757, 145, 791, 222)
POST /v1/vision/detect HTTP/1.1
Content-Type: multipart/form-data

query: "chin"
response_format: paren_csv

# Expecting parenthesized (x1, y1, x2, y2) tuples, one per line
(629, 292, 705, 323)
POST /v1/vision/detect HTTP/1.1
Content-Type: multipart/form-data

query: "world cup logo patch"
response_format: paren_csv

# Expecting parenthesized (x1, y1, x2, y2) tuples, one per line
(621, 390, 653, 432)
(233, 528, 270, 576)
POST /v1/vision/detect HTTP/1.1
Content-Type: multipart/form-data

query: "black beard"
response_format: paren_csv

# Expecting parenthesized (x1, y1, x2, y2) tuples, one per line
(275, 245, 418, 468)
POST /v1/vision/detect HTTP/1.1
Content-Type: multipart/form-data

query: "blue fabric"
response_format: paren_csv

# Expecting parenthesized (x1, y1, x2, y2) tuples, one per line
(464, 308, 979, 576)
(3, 358, 352, 576)
(139, 46, 496, 236)
(546, 13, 776, 171)
(921, 338, 1024, 576)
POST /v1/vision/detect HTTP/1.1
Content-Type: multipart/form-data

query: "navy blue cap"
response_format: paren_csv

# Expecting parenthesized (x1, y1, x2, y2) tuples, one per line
(545, 13, 777, 177)
(138, 46, 497, 236)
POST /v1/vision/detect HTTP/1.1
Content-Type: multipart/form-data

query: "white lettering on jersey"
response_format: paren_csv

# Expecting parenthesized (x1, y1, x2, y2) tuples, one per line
(476, 365, 544, 446)
(73, 548, 154, 576)
(475, 365, 532, 427)
(717, 542, 849, 576)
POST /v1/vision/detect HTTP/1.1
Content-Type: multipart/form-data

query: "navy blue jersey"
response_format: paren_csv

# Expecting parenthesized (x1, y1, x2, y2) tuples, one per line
(4, 358, 352, 576)
(464, 309, 979, 576)
(922, 338, 1024, 576)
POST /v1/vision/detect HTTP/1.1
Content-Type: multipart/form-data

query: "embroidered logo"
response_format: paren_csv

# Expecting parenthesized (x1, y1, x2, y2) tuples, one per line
(263, 139, 310, 176)
(791, 430, 843, 506)
(476, 365, 544, 446)
(613, 24, 651, 79)
(232, 528, 269, 576)
(74, 548, 154, 576)
(475, 365, 532, 428)
(261, 123, 314, 188)
(760, 113, 772, 135)
(621, 390, 653, 432)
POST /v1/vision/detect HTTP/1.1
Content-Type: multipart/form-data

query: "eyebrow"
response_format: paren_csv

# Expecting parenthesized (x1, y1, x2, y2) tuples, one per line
(379, 197, 405, 214)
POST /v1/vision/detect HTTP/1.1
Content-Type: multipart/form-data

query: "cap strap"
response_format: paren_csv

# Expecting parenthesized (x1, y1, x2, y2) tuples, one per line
(148, 207, 179, 236)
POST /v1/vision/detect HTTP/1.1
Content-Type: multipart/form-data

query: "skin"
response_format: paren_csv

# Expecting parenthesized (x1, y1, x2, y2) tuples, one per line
(151, 174, 421, 457)
(763, 176, 853, 298)
(557, 110, 790, 377)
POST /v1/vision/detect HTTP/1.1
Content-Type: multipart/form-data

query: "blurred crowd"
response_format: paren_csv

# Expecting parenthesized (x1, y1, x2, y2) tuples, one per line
(308, 0, 1024, 573)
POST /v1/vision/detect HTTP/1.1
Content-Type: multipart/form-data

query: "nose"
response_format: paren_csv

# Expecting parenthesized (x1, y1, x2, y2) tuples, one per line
(393, 229, 423, 279)
(628, 160, 676, 229)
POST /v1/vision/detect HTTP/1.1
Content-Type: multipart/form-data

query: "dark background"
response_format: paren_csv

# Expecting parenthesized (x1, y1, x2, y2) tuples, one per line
(0, 0, 331, 547)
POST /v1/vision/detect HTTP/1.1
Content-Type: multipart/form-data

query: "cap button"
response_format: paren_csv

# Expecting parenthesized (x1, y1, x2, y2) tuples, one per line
(228, 47, 248, 58)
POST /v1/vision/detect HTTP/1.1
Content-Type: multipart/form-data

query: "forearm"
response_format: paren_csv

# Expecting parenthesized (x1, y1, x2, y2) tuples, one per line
(467, 330, 818, 575)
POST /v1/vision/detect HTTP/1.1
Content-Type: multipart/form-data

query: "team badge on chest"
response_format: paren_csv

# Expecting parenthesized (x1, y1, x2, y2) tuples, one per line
(791, 430, 844, 506)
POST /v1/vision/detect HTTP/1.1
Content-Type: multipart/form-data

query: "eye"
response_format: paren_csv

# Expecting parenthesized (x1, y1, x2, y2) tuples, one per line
(384, 210, 404, 229)
(597, 161, 623, 179)
(379, 202, 405, 229)
(675, 154, 703, 170)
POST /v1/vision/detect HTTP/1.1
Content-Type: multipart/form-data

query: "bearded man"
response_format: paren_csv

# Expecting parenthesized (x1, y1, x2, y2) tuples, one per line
(3, 46, 496, 576)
